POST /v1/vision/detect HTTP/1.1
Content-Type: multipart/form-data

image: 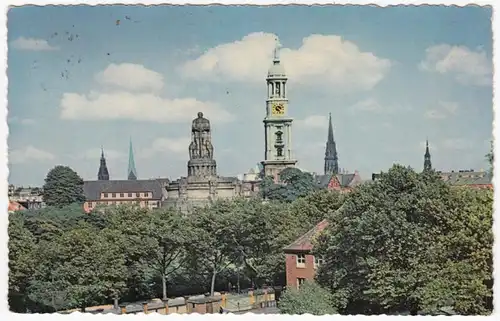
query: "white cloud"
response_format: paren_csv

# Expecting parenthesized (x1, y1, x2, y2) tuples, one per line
(296, 115, 329, 129)
(351, 98, 383, 113)
(442, 138, 472, 150)
(181, 32, 391, 92)
(9, 146, 55, 164)
(140, 137, 191, 159)
(11, 37, 59, 51)
(9, 117, 36, 125)
(60, 90, 234, 123)
(419, 44, 492, 86)
(95, 63, 164, 92)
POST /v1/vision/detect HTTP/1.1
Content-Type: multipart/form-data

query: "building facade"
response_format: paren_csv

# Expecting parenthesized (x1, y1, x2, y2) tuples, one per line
(83, 180, 164, 213)
(283, 220, 329, 289)
(163, 112, 245, 213)
(261, 42, 297, 181)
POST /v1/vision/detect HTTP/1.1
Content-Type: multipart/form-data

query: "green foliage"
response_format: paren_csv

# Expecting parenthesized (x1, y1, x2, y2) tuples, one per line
(315, 165, 493, 315)
(279, 281, 337, 315)
(42, 166, 85, 207)
(8, 214, 36, 312)
(259, 168, 318, 202)
(9, 163, 491, 315)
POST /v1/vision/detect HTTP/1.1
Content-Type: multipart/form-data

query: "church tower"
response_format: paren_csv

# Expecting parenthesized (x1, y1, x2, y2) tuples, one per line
(423, 139, 432, 172)
(97, 147, 110, 180)
(324, 113, 339, 175)
(128, 139, 138, 180)
(261, 39, 297, 180)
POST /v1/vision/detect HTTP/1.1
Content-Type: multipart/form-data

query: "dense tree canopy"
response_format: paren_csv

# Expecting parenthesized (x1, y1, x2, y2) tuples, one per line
(314, 165, 493, 315)
(8, 163, 492, 315)
(259, 168, 318, 202)
(42, 166, 85, 207)
(278, 281, 337, 315)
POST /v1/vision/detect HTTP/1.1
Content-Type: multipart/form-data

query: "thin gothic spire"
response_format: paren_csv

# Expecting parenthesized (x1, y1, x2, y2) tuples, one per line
(324, 113, 339, 175)
(128, 138, 137, 180)
(97, 146, 109, 181)
(424, 139, 432, 172)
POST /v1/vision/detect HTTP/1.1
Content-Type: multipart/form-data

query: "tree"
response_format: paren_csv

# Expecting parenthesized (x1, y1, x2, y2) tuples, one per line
(315, 165, 493, 315)
(8, 214, 36, 312)
(42, 166, 85, 207)
(148, 209, 193, 300)
(189, 200, 241, 296)
(279, 281, 337, 315)
(259, 168, 318, 202)
(289, 189, 344, 227)
(417, 187, 493, 315)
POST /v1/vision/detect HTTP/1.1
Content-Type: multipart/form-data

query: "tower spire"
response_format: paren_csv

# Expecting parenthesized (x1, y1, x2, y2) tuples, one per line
(128, 138, 137, 180)
(424, 138, 432, 172)
(324, 113, 339, 175)
(97, 146, 110, 181)
(273, 37, 281, 63)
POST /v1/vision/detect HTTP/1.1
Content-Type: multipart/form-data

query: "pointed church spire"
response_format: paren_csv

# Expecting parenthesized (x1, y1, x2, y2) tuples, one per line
(128, 138, 137, 180)
(97, 146, 110, 180)
(424, 139, 432, 172)
(324, 113, 339, 175)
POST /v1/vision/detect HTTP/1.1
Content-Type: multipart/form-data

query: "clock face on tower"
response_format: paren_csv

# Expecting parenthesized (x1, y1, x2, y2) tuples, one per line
(271, 103, 285, 116)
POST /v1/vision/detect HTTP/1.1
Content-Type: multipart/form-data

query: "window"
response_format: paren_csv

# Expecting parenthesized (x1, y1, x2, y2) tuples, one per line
(128, 193, 132, 197)
(112, 193, 116, 198)
(136, 192, 141, 197)
(120, 193, 124, 198)
(103, 193, 108, 198)
(277, 147, 283, 157)
(144, 192, 149, 197)
(296, 254, 306, 268)
(88, 202, 93, 209)
(297, 278, 306, 289)
(314, 256, 324, 269)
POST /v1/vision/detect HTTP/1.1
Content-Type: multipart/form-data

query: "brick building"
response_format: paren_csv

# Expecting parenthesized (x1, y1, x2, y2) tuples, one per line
(283, 219, 329, 290)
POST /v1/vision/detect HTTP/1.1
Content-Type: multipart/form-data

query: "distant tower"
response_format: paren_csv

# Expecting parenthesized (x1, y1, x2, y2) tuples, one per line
(261, 38, 297, 180)
(424, 139, 432, 172)
(128, 139, 138, 180)
(187, 112, 217, 179)
(97, 147, 110, 180)
(324, 113, 339, 175)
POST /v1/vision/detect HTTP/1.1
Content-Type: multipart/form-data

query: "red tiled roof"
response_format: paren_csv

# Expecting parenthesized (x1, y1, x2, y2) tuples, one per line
(283, 219, 329, 253)
(8, 201, 26, 212)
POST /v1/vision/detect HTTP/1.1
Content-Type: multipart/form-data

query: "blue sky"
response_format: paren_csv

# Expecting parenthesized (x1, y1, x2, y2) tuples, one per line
(7, 5, 493, 186)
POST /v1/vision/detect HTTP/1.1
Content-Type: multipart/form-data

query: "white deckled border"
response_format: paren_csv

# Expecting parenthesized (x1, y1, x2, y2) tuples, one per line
(0, 1, 498, 321)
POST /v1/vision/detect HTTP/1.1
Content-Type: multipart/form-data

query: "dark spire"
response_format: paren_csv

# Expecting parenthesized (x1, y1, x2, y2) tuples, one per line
(128, 138, 137, 180)
(424, 139, 432, 172)
(97, 146, 110, 181)
(324, 113, 339, 175)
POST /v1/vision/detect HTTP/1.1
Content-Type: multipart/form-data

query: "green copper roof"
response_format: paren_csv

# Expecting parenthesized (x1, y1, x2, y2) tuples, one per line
(128, 139, 137, 180)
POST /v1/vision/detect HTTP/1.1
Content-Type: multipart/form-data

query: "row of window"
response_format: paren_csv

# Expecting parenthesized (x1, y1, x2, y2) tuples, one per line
(87, 200, 160, 209)
(296, 254, 324, 269)
(101, 192, 151, 199)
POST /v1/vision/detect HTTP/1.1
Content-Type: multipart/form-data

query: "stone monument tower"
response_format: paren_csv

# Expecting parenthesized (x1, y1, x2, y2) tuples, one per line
(261, 39, 297, 180)
(187, 112, 217, 179)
